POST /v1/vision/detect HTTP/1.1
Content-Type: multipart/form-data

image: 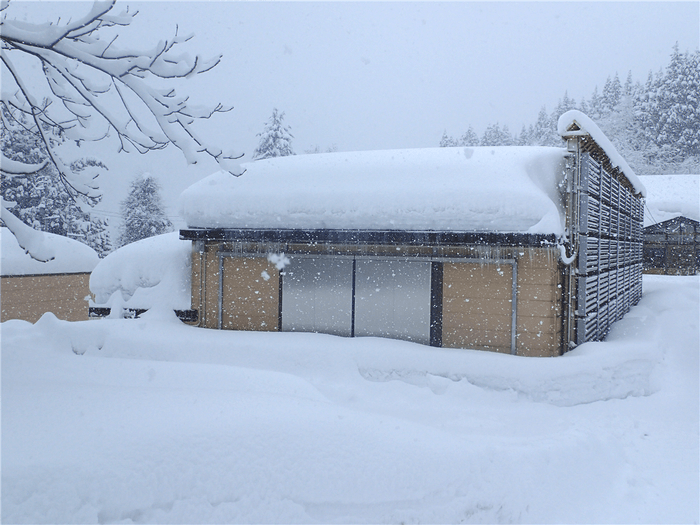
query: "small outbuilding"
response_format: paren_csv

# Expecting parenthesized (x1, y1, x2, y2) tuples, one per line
(179, 111, 645, 356)
(1, 226, 100, 323)
(643, 217, 700, 275)
(639, 174, 700, 275)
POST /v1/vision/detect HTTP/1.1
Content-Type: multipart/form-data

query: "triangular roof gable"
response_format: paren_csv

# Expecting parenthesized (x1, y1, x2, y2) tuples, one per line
(557, 110, 645, 197)
(644, 216, 700, 234)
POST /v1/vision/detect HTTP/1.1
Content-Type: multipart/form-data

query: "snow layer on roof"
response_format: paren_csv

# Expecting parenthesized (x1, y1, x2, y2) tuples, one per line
(89, 232, 192, 311)
(181, 147, 568, 235)
(1, 227, 99, 276)
(557, 110, 646, 197)
(639, 174, 699, 227)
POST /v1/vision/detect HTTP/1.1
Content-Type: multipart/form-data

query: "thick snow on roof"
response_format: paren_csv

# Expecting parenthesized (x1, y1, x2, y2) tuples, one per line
(1, 227, 99, 276)
(558, 110, 646, 197)
(90, 232, 191, 311)
(639, 174, 699, 227)
(181, 147, 568, 235)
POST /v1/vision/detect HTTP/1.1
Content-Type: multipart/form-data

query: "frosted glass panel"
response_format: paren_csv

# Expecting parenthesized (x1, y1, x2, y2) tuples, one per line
(281, 257, 353, 336)
(354, 259, 431, 344)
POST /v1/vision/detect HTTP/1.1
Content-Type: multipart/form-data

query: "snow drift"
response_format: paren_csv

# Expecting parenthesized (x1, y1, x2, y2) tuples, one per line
(2, 276, 698, 523)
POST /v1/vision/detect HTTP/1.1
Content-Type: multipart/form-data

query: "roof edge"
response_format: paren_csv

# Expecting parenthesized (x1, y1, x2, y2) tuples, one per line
(180, 228, 558, 247)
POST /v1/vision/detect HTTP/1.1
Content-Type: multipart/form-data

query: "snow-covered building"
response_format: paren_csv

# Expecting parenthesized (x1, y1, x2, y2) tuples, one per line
(179, 111, 645, 356)
(640, 174, 700, 275)
(1, 227, 100, 323)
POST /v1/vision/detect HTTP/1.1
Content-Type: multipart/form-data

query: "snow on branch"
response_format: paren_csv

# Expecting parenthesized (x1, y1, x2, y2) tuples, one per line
(1, 198, 55, 262)
(1, 0, 243, 186)
(0, 152, 48, 174)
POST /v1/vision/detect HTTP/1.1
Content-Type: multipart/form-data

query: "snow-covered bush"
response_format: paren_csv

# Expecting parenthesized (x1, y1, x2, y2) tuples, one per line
(90, 232, 191, 313)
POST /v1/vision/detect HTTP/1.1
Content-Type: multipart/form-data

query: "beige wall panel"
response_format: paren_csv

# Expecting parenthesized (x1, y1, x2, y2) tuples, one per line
(517, 248, 559, 270)
(221, 257, 279, 331)
(515, 256, 562, 356)
(443, 299, 513, 317)
(519, 300, 559, 318)
(190, 249, 202, 314)
(517, 284, 557, 303)
(442, 262, 512, 353)
(518, 315, 558, 335)
(443, 265, 512, 300)
(203, 245, 220, 328)
(517, 267, 559, 286)
(443, 313, 511, 333)
(1, 273, 91, 323)
(443, 328, 511, 351)
(516, 331, 559, 357)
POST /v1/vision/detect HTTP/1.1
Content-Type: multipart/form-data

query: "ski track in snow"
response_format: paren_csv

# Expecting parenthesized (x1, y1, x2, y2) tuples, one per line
(1, 275, 698, 524)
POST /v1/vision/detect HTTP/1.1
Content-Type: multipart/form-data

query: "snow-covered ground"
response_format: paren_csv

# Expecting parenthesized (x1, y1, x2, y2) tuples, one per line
(2, 275, 698, 524)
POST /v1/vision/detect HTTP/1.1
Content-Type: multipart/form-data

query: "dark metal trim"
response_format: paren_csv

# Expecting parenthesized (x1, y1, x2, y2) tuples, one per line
(180, 228, 557, 247)
(278, 270, 283, 331)
(350, 257, 357, 338)
(429, 262, 443, 347)
(89, 307, 198, 323)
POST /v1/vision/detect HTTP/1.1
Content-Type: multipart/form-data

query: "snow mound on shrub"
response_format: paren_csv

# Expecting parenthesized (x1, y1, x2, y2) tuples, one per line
(89, 232, 191, 311)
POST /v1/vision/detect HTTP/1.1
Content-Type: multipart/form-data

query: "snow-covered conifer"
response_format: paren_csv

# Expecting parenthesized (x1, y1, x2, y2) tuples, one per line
(118, 175, 173, 247)
(253, 109, 295, 160)
(458, 127, 480, 147)
(439, 130, 457, 147)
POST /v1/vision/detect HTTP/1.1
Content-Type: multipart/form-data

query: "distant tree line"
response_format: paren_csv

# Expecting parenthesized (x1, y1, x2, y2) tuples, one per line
(440, 44, 700, 175)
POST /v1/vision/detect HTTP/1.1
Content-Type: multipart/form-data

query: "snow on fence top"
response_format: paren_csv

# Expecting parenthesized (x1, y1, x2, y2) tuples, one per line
(639, 174, 700, 226)
(558, 110, 646, 197)
(1, 227, 99, 276)
(181, 146, 568, 235)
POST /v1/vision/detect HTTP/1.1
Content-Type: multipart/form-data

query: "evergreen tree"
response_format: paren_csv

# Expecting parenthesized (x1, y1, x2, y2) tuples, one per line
(458, 126, 480, 146)
(118, 175, 173, 247)
(656, 45, 700, 160)
(480, 123, 515, 146)
(517, 125, 535, 146)
(1, 103, 112, 255)
(532, 106, 558, 146)
(439, 130, 458, 147)
(601, 73, 622, 115)
(253, 108, 295, 160)
(552, 91, 577, 123)
(587, 86, 604, 121)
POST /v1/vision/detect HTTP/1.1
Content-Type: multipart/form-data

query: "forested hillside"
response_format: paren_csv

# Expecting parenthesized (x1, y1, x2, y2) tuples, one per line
(441, 45, 699, 175)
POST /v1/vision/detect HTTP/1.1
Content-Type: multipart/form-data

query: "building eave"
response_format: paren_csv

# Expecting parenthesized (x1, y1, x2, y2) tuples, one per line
(179, 228, 558, 247)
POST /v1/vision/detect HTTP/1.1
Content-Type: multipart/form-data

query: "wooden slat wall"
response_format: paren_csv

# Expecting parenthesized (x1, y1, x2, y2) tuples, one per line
(221, 257, 279, 331)
(1, 273, 92, 323)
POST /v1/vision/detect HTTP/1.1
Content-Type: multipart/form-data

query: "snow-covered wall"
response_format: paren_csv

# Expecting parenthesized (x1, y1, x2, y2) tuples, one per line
(180, 147, 568, 235)
(1, 227, 99, 276)
(639, 174, 699, 227)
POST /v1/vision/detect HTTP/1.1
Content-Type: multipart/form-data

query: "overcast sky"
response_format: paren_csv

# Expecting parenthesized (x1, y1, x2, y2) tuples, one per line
(5, 1, 700, 231)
